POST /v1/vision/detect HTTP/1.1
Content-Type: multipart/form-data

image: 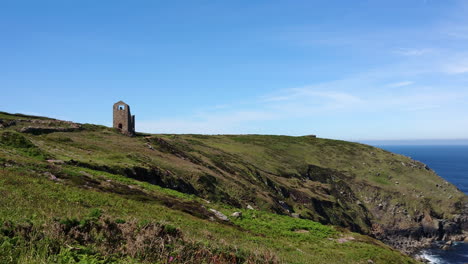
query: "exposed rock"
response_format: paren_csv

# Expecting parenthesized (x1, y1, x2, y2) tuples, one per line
(65, 160, 200, 198)
(46, 159, 64, 164)
(44, 172, 59, 181)
(414, 255, 430, 263)
(302, 165, 372, 233)
(247, 204, 254, 210)
(231, 212, 242, 218)
(278, 200, 293, 213)
(293, 229, 309, 234)
(337, 236, 355, 243)
(291, 213, 300, 218)
(0, 120, 16, 128)
(209, 209, 229, 222)
(373, 207, 468, 255)
(145, 143, 155, 150)
(20, 126, 81, 135)
(421, 212, 439, 235)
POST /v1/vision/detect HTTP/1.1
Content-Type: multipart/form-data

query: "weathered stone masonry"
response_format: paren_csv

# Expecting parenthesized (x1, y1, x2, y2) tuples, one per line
(113, 101, 135, 136)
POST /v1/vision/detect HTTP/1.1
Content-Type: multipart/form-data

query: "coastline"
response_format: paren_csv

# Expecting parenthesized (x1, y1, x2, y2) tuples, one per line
(416, 241, 468, 264)
(374, 145, 468, 262)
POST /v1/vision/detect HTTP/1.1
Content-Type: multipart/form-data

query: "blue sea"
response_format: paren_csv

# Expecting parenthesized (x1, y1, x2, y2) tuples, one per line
(377, 145, 468, 264)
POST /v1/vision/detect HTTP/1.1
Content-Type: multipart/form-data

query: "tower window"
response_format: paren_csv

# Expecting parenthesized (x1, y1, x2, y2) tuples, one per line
(118, 105, 125, 110)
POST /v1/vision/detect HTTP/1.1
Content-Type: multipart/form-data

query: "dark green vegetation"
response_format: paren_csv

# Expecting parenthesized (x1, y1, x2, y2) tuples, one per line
(1, 111, 465, 263)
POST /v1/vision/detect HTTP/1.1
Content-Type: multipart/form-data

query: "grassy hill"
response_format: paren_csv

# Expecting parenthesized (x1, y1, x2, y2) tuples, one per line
(1, 111, 466, 263)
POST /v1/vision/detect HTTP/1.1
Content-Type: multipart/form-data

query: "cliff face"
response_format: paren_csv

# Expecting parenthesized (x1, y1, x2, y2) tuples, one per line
(1, 111, 467, 259)
(142, 134, 467, 254)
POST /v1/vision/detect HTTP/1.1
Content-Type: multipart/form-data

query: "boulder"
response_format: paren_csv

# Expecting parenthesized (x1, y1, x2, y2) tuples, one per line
(291, 213, 300, 218)
(231, 212, 242, 218)
(414, 256, 430, 263)
(209, 209, 229, 222)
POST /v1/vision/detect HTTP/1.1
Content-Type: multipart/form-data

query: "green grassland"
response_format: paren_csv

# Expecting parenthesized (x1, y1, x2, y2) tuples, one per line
(1, 111, 464, 263)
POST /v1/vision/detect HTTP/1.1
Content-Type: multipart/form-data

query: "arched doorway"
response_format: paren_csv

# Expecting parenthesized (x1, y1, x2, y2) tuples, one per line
(118, 123, 123, 130)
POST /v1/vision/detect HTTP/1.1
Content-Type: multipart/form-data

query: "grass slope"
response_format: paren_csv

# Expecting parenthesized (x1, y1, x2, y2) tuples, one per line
(1, 111, 462, 263)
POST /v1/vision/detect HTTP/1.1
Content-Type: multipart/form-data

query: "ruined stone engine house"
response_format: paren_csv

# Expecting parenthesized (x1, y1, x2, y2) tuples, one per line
(113, 101, 135, 136)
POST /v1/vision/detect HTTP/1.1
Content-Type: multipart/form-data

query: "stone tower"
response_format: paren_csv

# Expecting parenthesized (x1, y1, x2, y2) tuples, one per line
(113, 101, 135, 135)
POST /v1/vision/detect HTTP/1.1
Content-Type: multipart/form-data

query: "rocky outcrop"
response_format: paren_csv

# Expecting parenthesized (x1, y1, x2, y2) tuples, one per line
(369, 195, 468, 254)
(65, 158, 467, 255)
(0, 118, 82, 135)
(0, 119, 16, 128)
(295, 165, 373, 233)
(296, 165, 468, 255)
(65, 160, 199, 196)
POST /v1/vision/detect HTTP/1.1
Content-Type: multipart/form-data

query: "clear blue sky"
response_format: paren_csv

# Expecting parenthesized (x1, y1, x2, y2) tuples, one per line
(1, 0, 468, 140)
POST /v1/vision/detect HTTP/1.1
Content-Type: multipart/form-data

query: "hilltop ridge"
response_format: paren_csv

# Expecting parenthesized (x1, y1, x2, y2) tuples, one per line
(1, 111, 467, 263)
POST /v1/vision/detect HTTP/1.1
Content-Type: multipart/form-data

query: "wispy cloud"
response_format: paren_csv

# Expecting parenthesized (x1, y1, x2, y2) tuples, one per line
(139, 110, 275, 134)
(443, 63, 468, 74)
(394, 48, 433, 56)
(387, 81, 414, 87)
(263, 88, 362, 105)
(138, 74, 468, 136)
(139, 85, 369, 134)
(138, 1, 468, 138)
(445, 26, 468, 39)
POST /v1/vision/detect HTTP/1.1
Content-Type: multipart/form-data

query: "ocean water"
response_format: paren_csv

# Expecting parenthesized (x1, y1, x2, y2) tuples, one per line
(377, 145, 468, 264)
(418, 242, 468, 264)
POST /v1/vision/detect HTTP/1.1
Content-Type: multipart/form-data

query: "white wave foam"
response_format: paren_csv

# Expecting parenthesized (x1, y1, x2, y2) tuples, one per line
(419, 251, 444, 264)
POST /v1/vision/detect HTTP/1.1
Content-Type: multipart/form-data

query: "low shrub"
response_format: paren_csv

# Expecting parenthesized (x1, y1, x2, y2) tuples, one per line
(0, 212, 280, 264)
(0, 131, 46, 159)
